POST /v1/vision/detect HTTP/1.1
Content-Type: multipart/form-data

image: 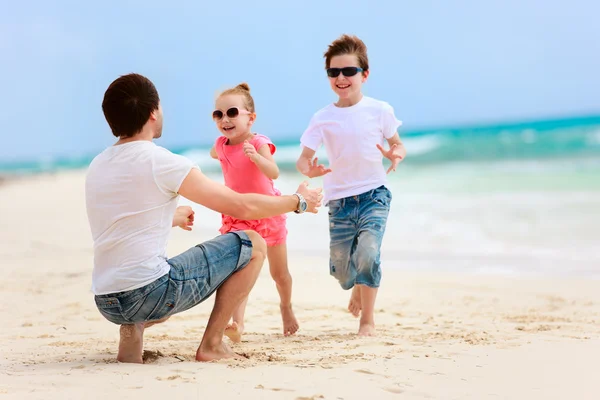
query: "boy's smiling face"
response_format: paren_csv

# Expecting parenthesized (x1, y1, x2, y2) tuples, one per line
(328, 54, 369, 104)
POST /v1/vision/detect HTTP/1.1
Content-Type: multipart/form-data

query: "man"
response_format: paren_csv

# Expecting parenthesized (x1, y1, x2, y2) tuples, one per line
(85, 73, 322, 363)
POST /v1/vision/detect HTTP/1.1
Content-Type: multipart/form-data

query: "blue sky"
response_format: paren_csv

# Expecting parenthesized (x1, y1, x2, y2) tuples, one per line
(1, 0, 599, 162)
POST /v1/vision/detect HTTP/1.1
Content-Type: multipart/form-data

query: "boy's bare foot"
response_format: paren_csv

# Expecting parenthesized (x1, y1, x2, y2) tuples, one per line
(196, 341, 242, 362)
(280, 304, 299, 336)
(358, 322, 376, 337)
(348, 286, 362, 317)
(224, 321, 244, 343)
(117, 323, 144, 363)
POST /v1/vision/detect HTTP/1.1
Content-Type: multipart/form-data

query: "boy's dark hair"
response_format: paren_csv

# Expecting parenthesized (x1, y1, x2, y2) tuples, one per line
(323, 34, 369, 71)
(102, 73, 160, 138)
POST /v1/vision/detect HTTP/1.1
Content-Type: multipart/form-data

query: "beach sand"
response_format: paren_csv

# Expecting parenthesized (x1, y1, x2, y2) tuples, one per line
(1, 170, 599, 399)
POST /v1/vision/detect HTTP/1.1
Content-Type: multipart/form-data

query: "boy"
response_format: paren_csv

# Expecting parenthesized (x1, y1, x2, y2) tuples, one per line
(296, 34, 406, 336)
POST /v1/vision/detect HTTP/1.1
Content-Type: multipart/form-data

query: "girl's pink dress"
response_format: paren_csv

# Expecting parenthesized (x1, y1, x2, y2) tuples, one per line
(214, 133, 287, 246)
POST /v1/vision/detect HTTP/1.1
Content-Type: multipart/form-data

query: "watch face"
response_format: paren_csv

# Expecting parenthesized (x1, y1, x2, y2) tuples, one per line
(300, 201, 308, 211)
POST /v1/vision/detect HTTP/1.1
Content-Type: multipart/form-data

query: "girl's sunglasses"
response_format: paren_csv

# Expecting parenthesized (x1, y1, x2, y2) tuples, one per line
(212, 107, 251, 121)
(326, 67, 364, 78)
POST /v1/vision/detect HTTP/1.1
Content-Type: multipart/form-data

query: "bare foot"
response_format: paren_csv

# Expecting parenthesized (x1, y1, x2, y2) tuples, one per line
(280, 304, 299, 336)
(224, 321, 244, 343)
(117, 323, 144, 363)
(348, 286, 361, 317)
(358, 322, 376, 337)
(196, 341, 242, 362)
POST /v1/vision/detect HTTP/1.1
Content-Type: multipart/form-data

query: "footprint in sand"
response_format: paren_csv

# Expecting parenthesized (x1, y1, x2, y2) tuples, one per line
(383, 387, 404, 394)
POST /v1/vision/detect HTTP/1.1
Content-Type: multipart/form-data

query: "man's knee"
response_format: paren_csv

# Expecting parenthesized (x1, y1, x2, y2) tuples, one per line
(243, 230, 267, 261)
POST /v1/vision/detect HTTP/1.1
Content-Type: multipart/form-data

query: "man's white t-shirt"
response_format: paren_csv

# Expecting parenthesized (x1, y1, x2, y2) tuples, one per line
(85, 141, 197, 295)
(300, 96, 402, 204)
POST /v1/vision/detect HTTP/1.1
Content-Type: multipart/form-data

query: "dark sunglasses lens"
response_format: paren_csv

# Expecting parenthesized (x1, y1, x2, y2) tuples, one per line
(226, 108, 240, 118)
(342, 67, 360, 77)
(212, 110, 223, 120)
(326, 68, 340, 78)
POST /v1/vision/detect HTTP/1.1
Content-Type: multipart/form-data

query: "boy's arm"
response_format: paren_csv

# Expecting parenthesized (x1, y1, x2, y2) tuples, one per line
(296, 147, 315, 176)
(296, 147, 332, 178)
(178, 168, 322, 219)
(386, 132, 407, 160)
(251, 145, 279, 180)
(209, 146, 218, 159)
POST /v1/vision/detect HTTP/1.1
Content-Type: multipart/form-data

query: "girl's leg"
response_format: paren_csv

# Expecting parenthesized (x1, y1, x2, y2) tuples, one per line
(267, 243, 299, 336)
(224, 297, 248, 343)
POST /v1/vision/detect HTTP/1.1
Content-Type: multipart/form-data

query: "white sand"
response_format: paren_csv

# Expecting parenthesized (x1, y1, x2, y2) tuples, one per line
(1, 170, 599, 400)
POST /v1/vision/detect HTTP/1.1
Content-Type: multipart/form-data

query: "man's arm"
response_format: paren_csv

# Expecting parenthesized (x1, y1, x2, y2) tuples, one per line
(178, 168, 303, 220)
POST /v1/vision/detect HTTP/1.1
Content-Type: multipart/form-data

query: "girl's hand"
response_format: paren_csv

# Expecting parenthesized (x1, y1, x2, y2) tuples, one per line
(243, 140, 260, 163)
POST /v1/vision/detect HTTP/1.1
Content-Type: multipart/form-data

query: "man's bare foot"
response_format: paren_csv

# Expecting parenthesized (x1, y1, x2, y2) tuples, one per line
(280, 304, 299, 336)
(196, 341, 242, 362)
(348, 286, 362, 317)
(358, 322, 376, 337)
(117, 323, 144, 363)
(224, 321, 244, 343)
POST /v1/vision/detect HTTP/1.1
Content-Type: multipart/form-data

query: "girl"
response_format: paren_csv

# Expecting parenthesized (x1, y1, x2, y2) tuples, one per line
(209, 83, 299, 341)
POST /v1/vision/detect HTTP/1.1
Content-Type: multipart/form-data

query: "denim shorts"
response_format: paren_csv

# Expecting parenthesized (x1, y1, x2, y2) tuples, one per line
(94, 231, 253, 325)
(328, 185, 392, 290)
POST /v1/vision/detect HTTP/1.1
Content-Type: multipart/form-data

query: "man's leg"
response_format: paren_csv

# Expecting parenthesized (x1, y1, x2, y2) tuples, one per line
(196, 230, 267, 361)
(117, 316, 170, 363)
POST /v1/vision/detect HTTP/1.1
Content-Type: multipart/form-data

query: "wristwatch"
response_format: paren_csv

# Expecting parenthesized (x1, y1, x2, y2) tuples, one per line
(293, 193, 308, 214)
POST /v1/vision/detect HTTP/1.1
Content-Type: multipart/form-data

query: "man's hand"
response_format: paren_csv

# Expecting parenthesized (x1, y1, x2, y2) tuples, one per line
(173, 206, 194, 231)
(303, 157, 332, 178)
(376, 143, 404, 174)
(294, 181, 323, 213)
(243, 140, 260, 163)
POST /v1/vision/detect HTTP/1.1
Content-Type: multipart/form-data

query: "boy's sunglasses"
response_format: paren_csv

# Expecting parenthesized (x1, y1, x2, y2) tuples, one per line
(326, 67, 364, 78)
(212, 107, 251, 121)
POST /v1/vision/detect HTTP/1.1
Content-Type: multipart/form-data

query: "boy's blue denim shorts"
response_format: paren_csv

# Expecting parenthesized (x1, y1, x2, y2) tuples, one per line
(94, 231, 253, 325)
(328, 185, 392, 290)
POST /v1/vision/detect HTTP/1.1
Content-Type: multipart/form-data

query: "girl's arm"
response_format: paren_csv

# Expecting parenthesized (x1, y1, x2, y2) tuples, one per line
(247, 144, 279, 180)
(209, 146, 218, 159)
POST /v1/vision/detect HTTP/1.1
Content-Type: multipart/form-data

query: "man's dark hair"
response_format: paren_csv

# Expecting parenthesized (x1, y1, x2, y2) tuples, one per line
(102, 73, 160, 138)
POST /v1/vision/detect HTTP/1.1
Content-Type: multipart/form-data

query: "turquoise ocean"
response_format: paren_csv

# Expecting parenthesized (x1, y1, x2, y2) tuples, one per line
(2, 115, 600, 194)
(3, 114, 599, 277)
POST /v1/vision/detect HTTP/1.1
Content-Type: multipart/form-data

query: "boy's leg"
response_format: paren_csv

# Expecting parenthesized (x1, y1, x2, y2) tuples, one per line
(224, 297, 248, 343)
(267, 243, 299, 336)
(328, 200, 358, 290)
(353, 186, 392, 336)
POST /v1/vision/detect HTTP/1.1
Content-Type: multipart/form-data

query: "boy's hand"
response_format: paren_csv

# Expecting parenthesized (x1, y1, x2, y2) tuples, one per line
(304, 157, 332, 178)
(173, 206, 194, 231)
(376, 143, 404, 173)
(243, 140, 260, 162)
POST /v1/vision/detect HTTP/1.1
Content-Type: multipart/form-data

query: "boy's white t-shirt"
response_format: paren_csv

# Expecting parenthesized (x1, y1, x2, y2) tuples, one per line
(85, 141, 197, 295)
(300, 96, 402, 204)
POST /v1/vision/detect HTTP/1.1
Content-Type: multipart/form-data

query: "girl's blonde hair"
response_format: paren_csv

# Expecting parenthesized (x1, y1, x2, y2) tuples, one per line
(218, 82, 255, 113)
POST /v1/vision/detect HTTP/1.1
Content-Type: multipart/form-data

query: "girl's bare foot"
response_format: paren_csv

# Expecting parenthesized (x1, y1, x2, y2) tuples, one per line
(224, 321, 244, 343)
(358, 322, 376, 337)
(196, 341, 241, 362)
(117, 323, 144, 363)
(348, 286, 362, 317)
(280, 304, 299, 336)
